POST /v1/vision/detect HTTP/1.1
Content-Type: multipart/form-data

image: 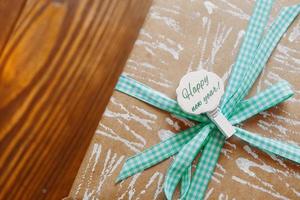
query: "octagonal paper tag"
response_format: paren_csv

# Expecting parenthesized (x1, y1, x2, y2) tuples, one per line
(176, 70, 224, 115)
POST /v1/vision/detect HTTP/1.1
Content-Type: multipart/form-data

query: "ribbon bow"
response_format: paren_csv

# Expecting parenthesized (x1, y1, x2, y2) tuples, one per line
(115, 1, 300, 199)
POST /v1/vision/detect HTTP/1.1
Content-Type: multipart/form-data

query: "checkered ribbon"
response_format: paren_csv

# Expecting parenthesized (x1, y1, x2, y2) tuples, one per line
(115, 1, 300, 199)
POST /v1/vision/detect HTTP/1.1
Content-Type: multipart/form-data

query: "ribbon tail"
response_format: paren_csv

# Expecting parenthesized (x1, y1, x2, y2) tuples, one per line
(164, 125, 212, 200)
(230, 81, 293, 125)
(185, 130, 225, 200)
(180, 166, 191, 199)
(235, 127, 300, 163)
(116, 123, 204, 182)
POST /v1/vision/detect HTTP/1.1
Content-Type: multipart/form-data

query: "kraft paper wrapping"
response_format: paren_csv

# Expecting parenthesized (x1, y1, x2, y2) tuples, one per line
(69, 0, 300, 199)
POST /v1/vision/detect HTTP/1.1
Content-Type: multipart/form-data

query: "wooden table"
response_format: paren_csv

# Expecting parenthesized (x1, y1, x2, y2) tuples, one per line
(0, 0, 152, 199)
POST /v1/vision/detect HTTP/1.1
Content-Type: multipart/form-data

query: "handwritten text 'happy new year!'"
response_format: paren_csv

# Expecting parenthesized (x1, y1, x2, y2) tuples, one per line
(181, 75, 221, 112)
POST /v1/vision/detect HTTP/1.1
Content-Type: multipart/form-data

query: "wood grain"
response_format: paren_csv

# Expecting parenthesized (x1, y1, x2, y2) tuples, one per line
(0, 0, 152, 199)
(0, 0, 27, 54)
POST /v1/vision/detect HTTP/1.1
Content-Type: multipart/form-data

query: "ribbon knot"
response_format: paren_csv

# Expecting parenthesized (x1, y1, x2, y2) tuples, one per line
(115, 1, 300, 200)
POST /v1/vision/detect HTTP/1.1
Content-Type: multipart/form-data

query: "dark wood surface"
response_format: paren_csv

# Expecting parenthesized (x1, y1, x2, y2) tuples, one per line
(0, 0, 152, 199)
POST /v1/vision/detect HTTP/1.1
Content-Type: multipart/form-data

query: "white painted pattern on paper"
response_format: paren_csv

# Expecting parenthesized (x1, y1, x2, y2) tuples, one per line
(71, 0, 300, 199)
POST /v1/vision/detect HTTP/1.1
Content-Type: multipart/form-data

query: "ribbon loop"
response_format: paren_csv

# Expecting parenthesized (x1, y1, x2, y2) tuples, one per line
(116, 75, 208, 123)
(229, 81, 293, 124)
(235, 128, 300, 163)
(221, 0, 274, 109)
(223, 4, 300, 118)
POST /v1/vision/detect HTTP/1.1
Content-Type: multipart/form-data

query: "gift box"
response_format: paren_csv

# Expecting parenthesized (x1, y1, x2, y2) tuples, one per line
(68, 0, 300, 199)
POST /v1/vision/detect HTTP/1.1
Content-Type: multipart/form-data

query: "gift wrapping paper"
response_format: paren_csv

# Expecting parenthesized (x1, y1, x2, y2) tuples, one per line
(68, 0, 300, 199)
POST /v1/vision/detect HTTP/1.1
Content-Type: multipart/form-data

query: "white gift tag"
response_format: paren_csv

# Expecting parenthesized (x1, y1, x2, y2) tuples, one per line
(176, 70, 224, 115)
(176, 70, 235, 138)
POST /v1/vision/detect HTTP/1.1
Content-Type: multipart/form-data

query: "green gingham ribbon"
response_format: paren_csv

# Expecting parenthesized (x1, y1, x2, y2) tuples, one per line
(115, 1, 300, 199)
